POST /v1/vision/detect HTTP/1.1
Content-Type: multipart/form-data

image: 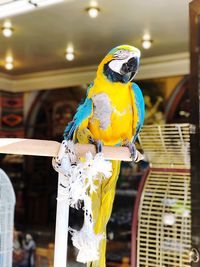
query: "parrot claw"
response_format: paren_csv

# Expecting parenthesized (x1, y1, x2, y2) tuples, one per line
(125, 142, 138, 162)
(96, 140, 103, 153)
(88, 137, 103, 154)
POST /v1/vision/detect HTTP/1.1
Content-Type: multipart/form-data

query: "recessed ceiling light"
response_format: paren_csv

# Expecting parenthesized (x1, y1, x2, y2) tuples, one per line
(142, 33, 153, 49)
(142, 39, 152, 49)
(2, 27, 13, 37)
(65, 53, 74, 61)
(2, 21, 13, 38)
(5, 62, 14, 70)
(86, 6, 100, 18)
(65, 45, 75, 61)
(5, 55, 14, 70)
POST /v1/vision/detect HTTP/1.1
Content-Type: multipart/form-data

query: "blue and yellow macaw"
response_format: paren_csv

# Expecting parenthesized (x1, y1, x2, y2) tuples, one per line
(64, 44, 145, 267)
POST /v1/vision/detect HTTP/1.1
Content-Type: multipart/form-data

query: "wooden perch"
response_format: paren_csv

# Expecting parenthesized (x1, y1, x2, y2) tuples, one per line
(0, 138, 144, 162)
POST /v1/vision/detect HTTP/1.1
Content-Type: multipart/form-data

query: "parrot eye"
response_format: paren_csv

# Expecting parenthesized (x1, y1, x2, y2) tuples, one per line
(114, 49, 129, 60)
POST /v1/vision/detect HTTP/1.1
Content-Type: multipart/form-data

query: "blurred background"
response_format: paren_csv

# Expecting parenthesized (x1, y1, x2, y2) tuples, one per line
(0, 0, 193, 266)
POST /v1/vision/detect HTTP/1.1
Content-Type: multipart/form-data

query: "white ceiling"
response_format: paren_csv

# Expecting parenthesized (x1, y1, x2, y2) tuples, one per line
(0, 0, 190, 76)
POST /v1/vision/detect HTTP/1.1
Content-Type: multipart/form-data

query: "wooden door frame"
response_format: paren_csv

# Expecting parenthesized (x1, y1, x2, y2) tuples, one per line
(190, 1, 200, 265)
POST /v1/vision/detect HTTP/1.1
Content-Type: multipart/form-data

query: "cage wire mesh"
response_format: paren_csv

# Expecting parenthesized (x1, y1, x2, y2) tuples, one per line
(139, 124, 190, 169)
(0, 168, 16, 267)
(137, 124, 191, 267)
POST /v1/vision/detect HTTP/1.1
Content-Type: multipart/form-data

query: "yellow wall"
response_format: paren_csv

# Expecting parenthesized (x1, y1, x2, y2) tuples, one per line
(154, 75, 184, 100)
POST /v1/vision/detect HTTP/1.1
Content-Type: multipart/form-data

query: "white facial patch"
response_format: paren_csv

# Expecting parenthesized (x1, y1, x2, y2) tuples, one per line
(108, 53, 136, 74)
(114, 49, 130, 60)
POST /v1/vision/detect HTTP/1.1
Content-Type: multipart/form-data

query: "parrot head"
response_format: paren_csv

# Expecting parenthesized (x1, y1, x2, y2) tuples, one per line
(98, 45, 141, 84)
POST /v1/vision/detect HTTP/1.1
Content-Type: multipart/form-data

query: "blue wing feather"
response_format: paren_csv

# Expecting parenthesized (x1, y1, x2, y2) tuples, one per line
(131, 82, 145, 142)
(63, 83, 93, 140)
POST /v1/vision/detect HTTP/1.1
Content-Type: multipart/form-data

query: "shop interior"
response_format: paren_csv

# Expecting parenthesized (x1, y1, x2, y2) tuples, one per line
(0, 0, 199, 267)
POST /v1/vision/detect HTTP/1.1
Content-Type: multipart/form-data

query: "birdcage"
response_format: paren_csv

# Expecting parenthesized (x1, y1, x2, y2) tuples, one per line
(134, 124, 191, 267)
(0, 168, 16, 267)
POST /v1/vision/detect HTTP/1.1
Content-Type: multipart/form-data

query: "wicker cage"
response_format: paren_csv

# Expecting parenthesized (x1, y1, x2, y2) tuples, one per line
(0, 169, 16, 267)
(136, 124, 191, 267)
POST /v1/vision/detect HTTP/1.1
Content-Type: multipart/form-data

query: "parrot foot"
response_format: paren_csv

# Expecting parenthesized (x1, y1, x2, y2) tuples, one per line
(88, 137, 103, 153)
(125, 142, 138, 162)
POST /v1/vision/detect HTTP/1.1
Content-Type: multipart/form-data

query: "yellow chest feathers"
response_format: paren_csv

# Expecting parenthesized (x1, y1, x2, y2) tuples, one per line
(88, 88, 134, 145)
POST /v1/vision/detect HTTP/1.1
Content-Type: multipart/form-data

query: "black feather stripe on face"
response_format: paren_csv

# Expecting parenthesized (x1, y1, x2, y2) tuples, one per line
(103, 62, 136, 84)
(103, 62, 126, 83)
(120, 57, 139, 75)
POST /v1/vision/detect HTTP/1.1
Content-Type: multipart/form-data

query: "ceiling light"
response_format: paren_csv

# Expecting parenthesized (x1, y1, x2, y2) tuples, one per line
(142, 39, 152, 49)
(5, 62, 14, 70)
(86, 6, 100, 18)
(65, 45, 75, 61)
(65, 53, 74, 61)
(2, 27, 13, 37)
(0, 0, 65, 19)
(5, 56, 14, 70)
(142, 33, 153, 49)
(2, 21, 13, 38)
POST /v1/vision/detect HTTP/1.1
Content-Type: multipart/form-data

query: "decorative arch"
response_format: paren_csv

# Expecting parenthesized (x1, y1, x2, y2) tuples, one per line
(165, 76, 189, 123)
(24, 87, 84, 226)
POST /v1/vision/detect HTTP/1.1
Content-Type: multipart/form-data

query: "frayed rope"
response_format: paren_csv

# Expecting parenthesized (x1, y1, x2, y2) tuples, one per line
(52, 140, 112, 263)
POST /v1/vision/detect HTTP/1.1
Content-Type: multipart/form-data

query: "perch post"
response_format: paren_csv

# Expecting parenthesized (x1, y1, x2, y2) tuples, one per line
(54, 171, 70, 267)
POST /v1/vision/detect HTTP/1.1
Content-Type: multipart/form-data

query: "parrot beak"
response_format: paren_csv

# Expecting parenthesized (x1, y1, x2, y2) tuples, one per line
(120, 57, 139, 82)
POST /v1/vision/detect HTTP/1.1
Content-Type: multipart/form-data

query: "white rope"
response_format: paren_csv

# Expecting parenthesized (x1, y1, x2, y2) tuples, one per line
(52, 140, 112, 265)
